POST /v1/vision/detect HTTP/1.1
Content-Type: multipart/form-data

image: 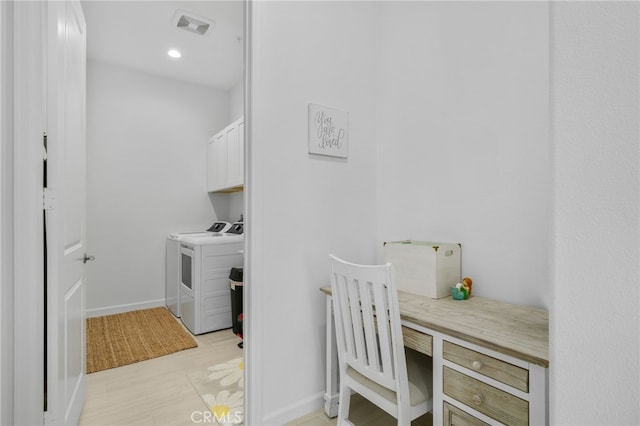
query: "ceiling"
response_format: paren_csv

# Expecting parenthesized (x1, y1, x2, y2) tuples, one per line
(81, 0, 244, 90)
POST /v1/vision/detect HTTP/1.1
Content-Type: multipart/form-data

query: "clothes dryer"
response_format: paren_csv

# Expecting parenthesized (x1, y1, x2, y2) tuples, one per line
(179, 224, 243, 334)
(165, 221, 231, 317)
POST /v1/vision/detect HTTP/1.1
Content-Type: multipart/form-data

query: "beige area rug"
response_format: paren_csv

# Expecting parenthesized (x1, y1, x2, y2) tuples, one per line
(86, 307, 197, 373)
(187, 357, 244, 426)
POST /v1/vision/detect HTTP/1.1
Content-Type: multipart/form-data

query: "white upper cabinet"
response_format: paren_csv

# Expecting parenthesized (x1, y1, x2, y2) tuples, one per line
(226, 119, 244, 188)
(207, 117, 244, 192)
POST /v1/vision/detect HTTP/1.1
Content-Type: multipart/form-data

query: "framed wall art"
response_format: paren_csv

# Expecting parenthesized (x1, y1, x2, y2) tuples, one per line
(308, 103, 349, 158)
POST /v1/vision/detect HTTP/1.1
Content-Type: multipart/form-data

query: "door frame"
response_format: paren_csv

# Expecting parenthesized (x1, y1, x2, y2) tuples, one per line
(6, 1, 47, 425)
(0, 1, 12, 424)
(243, 0, 258, 423)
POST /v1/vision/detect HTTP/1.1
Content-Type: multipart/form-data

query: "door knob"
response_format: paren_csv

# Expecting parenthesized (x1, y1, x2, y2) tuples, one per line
(472, 393, 485, 406)
(83, 254, 95, 264)
(471, 360, 484, 370)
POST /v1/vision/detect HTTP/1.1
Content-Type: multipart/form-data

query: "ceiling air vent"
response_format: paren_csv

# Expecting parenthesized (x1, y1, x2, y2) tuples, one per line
(172, 10, 215, 36)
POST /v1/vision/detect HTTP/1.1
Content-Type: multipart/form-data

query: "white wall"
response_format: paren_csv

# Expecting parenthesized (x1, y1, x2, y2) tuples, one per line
(247, 1, 379, 423)
(229, 79, 244, 123)
(0, 2, 13, 422)
(375, 1, 550, 308)
(86, 60, 230, 315)
(209, 191, 244, 226)
(551, 2, 639, 423)
(248, 1, 640, 423)
(228, 192, 243, 223)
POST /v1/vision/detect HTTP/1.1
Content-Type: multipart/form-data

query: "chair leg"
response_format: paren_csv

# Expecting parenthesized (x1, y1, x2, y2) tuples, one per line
(396, 413, 411, 426)
(396, 402, 411, 426)
(337, 383, 352, 426)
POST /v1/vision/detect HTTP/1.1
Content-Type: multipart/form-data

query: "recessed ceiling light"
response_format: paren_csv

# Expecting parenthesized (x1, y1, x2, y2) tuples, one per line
(167, 49, 181, 59)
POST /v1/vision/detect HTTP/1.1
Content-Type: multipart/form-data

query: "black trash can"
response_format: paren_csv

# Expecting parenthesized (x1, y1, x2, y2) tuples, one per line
(229, 267, 243, 342)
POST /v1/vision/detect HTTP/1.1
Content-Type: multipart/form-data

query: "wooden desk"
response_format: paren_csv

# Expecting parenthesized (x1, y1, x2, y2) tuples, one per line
(321, 287, 549, 425)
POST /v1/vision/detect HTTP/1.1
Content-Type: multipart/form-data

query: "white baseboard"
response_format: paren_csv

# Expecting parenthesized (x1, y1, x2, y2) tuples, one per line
(85, 299, 166, 318)
(262, 391, 325, 425)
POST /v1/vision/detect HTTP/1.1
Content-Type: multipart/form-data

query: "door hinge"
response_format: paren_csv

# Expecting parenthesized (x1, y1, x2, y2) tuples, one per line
(43, 187, 56, 210)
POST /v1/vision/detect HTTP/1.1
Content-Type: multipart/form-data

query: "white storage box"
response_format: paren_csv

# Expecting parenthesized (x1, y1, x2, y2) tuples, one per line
(383, 241, 461, 299)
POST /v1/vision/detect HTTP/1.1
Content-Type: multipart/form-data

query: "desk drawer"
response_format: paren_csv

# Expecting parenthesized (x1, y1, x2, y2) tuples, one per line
(444, 367, 528, 426)
(443, 341, 528, 392)
(444, 402, 490, 426)
(402, 326, 432, 356)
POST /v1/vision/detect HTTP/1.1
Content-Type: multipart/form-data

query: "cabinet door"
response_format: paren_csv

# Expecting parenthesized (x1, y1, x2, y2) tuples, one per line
(226, 119, 244, 188)
(207, 139, 216, 191)
(207, 133, 227, 192)
(236, 120, 244, 185)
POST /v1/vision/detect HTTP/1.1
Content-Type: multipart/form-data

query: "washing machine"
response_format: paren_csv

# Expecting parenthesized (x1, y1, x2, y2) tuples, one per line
(165, 221, 232, 317)
(180, 222, 244, 335)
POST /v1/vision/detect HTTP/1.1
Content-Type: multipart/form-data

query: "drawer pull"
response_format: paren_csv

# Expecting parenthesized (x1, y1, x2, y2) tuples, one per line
(472, 393, 485, 406)
(471, 360, 484, 370)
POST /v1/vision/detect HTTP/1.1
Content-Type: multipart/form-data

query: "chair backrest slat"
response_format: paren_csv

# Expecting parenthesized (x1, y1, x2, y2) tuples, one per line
(334, 272, 355, 359)
(346, 277, 367, 364)
(372, 280, 394, 382)
(357, 279, 380, 374)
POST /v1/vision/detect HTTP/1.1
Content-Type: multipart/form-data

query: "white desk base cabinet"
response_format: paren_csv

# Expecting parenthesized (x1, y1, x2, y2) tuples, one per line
(321, 288, 549, 425)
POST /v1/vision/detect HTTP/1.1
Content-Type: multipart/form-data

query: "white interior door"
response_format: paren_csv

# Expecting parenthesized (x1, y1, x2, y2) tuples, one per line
(45, 1, 87, 424)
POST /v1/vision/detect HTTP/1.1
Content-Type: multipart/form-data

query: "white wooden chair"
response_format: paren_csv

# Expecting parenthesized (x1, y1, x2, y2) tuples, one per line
(329, 254, 433, 426)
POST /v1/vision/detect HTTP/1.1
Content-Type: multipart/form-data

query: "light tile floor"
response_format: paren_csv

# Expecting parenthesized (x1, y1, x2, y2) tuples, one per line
(79, 327, 242, 426)
(79, 324, 431, 426)
(285, 396, 432, 426)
